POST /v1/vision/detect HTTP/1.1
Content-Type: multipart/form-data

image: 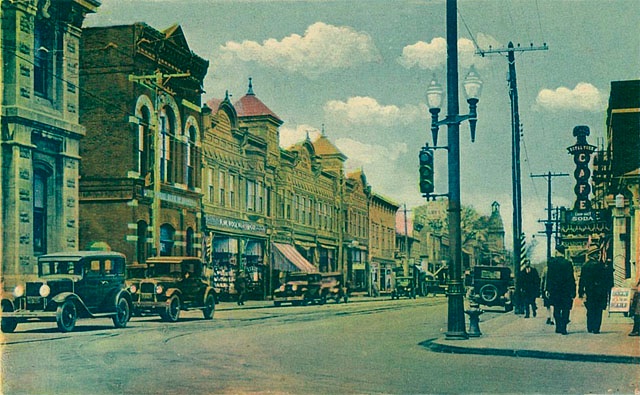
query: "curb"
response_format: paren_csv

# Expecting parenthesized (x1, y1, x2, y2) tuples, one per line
(421, 338, 640, 365)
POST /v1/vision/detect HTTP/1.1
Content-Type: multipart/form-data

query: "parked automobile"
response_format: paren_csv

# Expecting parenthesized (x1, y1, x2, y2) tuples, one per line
(0, 251, 132, 333)
(391, 276, 416, 299)
(320, 272, 348, 304)
(128, 257, 216, 322)
(125, 263, 149, 316)
(273, 272, 323, 306)
(467, 265, 514, 311)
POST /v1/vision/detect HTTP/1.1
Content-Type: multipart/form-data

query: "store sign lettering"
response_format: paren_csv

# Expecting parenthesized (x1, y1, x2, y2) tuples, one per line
(566, 126, 596, 212)
(205, 215, 266, 234)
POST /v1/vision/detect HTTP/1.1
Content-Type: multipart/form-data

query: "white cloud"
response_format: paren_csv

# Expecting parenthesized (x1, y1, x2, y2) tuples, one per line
(398, 34, 497, 71)
(335, 138, 408, 169)
(535, 83, 606, 112)
(324, 96, 425, 126)
(278, 124, 322, 149)
(218, 22, 380, 78)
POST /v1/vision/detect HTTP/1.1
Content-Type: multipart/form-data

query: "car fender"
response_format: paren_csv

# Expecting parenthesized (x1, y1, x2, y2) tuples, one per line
(165, 288, 182, 299)
(51, 292, 90, 316)
(113, 289, 132, 307)
(203, 287, 216, 304)
(1, 298, 15, 312)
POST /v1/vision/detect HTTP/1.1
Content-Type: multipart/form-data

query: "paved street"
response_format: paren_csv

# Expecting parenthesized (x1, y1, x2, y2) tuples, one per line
(2, 296, 638, 394)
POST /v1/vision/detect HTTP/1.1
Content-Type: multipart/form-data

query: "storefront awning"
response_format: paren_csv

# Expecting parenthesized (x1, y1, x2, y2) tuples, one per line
(271, 243, 316, 273)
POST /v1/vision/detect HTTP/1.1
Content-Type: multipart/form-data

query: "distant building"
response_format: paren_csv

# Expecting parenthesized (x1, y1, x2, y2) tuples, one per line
(369, 194, 399, 293)
(344, 170, 370, 293)
(1, 0, 99, 286)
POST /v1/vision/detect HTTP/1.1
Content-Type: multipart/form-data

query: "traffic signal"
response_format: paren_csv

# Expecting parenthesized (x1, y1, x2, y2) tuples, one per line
(419, 146, 434, 195)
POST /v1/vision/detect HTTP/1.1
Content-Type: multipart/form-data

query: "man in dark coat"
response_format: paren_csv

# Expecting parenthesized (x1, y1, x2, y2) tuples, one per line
(578, 257, 614, 334)
(545, 256, 576, 335)
(518, 263, 541, 318)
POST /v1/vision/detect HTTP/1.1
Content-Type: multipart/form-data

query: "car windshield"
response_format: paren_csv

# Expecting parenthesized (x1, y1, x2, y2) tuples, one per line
(127, 268, 147, 279)
(149, 263, 183, 277)
(39, 260, 82, 276)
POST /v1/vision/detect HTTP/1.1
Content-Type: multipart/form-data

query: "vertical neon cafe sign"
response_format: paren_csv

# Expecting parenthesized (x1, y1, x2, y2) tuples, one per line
(567, 125, 597, 212)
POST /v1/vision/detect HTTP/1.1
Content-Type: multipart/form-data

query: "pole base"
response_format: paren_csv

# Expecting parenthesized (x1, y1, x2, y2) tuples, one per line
(445, 330, 469, 340)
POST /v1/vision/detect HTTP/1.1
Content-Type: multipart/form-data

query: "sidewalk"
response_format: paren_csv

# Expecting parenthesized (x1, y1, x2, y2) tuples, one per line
(427, 298, 640, 364)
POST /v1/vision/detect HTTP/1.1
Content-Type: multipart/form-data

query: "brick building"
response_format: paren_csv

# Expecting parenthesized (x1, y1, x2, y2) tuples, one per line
(1, 0, 99, 286)
(78, 23, 208, 262)
(369, 193, 399, 294)
(343, 170, 371, 293)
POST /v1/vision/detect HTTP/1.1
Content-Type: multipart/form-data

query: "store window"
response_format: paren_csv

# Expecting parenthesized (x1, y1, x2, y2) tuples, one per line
(186, 227, 194, 256)
(186, 125, 197, 189)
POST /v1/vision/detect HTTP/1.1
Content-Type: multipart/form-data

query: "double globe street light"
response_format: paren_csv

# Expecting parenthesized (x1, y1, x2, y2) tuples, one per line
(423, 64, 483, 340)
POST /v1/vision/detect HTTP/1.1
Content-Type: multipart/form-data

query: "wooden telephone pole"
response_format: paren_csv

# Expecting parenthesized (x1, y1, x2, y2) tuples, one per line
(129, 70, 191, 257)
(531, 171, 569, 263)
(477, 42, 548, 274)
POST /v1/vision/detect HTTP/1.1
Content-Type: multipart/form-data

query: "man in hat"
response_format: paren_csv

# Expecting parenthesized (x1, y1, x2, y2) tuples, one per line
(518, 260, 540, 318)
(578, 249, 613, 334)
(546, 253, 576, 335)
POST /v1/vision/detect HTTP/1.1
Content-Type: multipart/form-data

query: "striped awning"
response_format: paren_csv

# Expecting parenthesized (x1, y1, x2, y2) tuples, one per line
(271, 243, 316, 273)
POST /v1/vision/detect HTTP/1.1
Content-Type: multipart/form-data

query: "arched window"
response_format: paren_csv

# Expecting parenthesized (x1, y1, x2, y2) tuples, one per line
(186, 227, 194, 256)
(136, 220, 148, 263)
(186, 125, 197, 189)
(33, 169, 50, 255)
(160, 224, 175, 256)
(138, 106, 152, 177)
(159, 106, 176, 183)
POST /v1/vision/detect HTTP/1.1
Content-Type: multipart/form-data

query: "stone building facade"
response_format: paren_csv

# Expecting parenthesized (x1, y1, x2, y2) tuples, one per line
(78, 23, 208, 262)
(1, 0, 99, 286)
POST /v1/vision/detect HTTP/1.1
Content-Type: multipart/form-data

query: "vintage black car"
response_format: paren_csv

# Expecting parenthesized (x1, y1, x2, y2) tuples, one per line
(467, 265, 514, 311)
(391, 276, 416, 299)
(273, 272, 323, 306)
(320, 272, 348, 304)
(128, 257, 216, 322)
(0, 251, 132, 333)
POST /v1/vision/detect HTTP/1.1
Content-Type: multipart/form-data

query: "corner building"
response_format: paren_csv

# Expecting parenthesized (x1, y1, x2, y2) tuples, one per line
(1, 0, 99, 286)
(78, 23, 208, 262)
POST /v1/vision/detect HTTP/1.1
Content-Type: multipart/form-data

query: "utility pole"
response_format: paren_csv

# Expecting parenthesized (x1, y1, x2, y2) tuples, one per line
(129, 70, 191, 257)
(403, 204, 410, 276)
(531, 171, 569, 263)
(477, 42, 548, 275)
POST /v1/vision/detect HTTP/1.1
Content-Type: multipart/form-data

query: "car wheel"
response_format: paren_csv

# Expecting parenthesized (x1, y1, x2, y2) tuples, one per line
(203, 294, 215, 320)
(112, 297, 131, 328)
(479, 284, 499, 303)
(163, 295, 181, 322)
(56, 300, 77, 333)
(274, 301, 281, 307)
(1, 301, 18, 333)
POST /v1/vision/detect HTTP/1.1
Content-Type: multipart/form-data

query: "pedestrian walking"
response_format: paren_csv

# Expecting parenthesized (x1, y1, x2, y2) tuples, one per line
(517, 262, 540, 318)
(629, 278, 640, 336)
(540, 265, 554, 325)
(545, 255, 576, 335)
(235, 271, 247, 306)
(578, 254, 614, 334)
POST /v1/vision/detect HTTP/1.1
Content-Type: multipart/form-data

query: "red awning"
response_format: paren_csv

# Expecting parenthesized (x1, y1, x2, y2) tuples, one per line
(271, 243, 316, 273)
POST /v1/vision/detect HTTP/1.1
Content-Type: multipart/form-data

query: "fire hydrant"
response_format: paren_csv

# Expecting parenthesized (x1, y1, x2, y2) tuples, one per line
(465, 303, 483, 337)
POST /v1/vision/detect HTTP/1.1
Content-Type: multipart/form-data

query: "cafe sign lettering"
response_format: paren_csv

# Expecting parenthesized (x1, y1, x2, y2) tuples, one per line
(566, 125, 597, 212)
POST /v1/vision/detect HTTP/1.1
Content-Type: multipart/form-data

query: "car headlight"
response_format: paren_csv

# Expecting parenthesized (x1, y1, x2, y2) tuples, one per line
(129, 284, 138, 294)
(13, 285, 25, 297)
(39, 284, 51, 297)
(155, 285, 164, 294)
(291, 285, 298, 291)
(278, 285, 285, 291)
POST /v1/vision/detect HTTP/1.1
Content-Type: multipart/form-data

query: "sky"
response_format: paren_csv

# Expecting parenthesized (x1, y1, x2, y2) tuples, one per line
(85, 0, 640, 262)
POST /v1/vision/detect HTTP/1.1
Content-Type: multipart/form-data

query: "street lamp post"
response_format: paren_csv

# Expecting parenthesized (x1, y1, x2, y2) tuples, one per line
(425, 0, 483, 340)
